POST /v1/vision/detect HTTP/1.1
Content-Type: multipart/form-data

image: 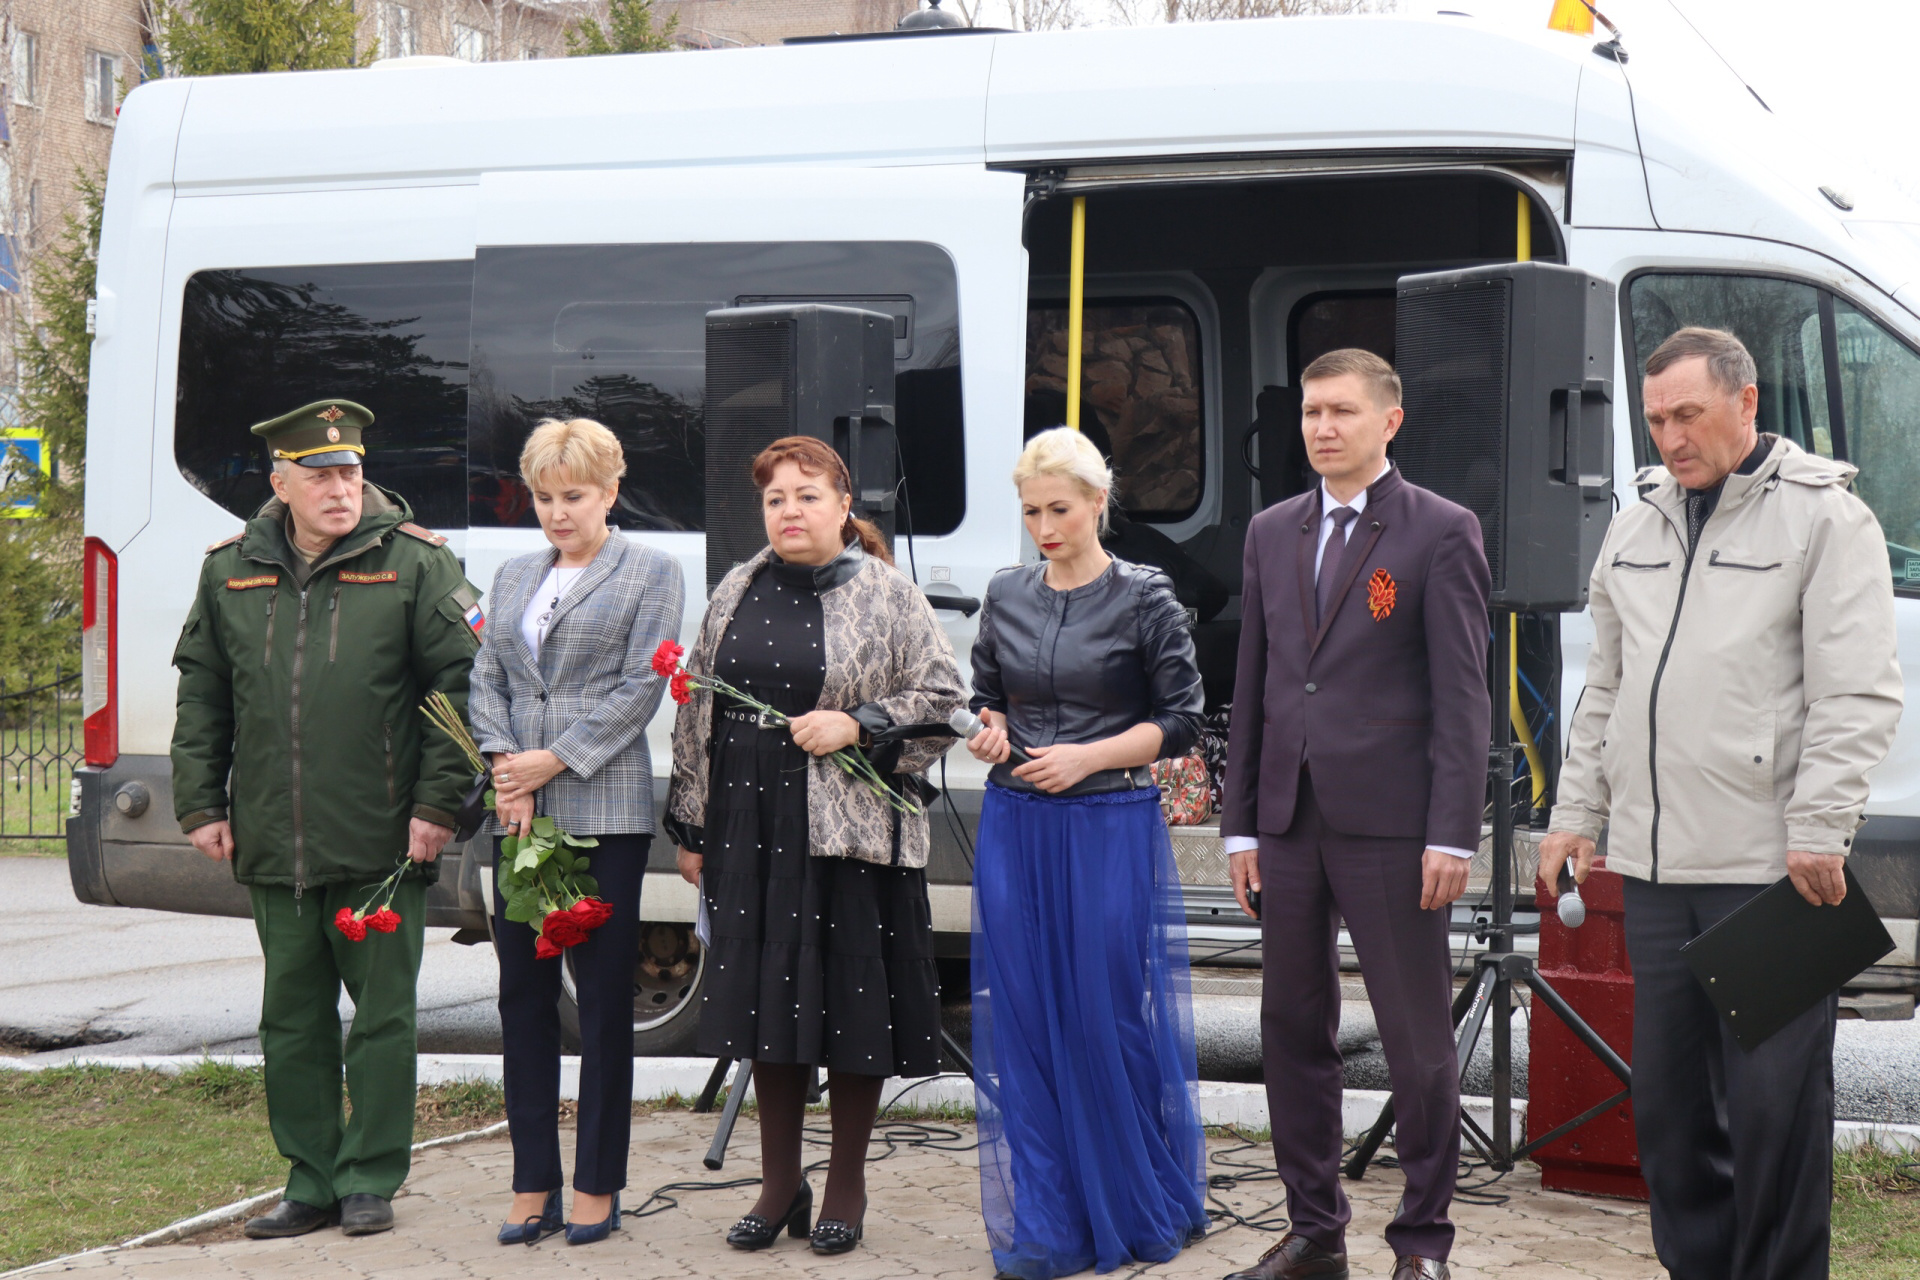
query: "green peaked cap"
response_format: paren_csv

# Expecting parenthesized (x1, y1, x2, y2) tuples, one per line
(251, 399, 373, 468)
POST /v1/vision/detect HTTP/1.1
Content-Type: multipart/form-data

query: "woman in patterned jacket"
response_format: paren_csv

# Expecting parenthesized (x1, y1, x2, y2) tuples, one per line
(667, 435, 966, 1258)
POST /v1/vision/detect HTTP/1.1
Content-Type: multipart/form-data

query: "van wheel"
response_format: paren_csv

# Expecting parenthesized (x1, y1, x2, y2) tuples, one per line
(558, 921, 705, 1057)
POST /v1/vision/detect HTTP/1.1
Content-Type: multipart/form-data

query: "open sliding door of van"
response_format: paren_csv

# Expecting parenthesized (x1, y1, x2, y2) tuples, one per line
(467, 163, 1028, 823)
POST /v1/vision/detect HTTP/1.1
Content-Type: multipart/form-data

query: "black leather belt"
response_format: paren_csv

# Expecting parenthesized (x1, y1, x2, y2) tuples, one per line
(988, 762, 1155, 797)
(721, 708, 789, 730)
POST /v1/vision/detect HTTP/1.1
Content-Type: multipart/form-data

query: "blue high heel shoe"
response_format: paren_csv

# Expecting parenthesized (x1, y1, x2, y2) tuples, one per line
(565, 1193, 622, 1246)
(497, 1189, 563, 1245)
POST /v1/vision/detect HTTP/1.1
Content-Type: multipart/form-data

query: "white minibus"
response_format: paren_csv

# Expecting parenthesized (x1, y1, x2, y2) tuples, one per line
(68, 13, 1920, 1051)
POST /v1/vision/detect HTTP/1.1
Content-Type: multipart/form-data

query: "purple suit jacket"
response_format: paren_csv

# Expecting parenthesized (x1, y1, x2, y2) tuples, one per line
(1222, 466, 1492, 850)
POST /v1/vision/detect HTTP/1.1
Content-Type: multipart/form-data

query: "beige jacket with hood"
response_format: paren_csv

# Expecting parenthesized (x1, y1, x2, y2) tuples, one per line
(1549, 436, 1903, 883)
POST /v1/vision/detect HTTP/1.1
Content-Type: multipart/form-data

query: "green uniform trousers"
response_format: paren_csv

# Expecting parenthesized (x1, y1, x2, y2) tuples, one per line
(249, 877, 427, 1207)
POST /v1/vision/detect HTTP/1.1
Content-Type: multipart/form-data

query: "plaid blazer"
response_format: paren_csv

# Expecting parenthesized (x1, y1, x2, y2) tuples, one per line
(470, 533, 685, 836)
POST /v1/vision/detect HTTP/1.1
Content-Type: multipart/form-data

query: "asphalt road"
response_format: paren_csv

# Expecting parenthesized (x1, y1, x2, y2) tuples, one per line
(8, 855, 1920, 1124)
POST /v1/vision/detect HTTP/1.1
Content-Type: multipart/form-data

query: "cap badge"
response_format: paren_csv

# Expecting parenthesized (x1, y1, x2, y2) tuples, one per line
(317, 405, 345, 423)
(326, 426, 341, 443)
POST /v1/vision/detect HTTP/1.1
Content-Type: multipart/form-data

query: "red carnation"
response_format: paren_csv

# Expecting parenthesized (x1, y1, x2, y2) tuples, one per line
(535, 934, 562, 960)
(569, 897, 614, 931)
(651, 640, 685, 679)
(366, 906, 401, 934)
(334, 908, 367, 942)
(669, 670, 693, 705)
(541, 908, 589, 950)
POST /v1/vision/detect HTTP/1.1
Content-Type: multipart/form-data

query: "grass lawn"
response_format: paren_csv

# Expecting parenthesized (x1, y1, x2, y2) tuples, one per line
(0, 1062, 507, 1272)
(1834, 1144, 1920, 1279)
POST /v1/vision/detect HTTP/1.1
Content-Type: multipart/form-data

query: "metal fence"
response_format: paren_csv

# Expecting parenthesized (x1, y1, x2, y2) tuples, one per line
(1, 667, 82, 843)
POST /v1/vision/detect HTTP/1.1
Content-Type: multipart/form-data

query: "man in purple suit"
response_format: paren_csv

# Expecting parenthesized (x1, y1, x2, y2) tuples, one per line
(1220, 348, 1492, 1280)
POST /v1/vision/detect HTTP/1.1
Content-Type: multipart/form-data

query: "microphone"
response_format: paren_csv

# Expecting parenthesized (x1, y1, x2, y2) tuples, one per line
(948, 708, 1034, 765)
(1557, 866, 1587, 929)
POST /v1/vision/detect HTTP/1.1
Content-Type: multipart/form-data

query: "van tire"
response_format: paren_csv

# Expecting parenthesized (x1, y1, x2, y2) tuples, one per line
(557, 920, 706, 1057)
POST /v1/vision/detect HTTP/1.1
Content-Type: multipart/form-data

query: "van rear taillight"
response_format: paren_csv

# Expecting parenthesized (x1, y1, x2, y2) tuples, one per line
(82, 537, 117, 766)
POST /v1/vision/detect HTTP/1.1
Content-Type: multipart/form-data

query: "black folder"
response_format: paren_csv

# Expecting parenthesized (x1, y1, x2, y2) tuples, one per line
(1680, 865, 1894, 1052)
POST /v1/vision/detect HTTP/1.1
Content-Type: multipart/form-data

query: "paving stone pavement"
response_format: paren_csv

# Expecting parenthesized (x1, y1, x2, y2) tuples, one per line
(26, 1111, 1662, 1279)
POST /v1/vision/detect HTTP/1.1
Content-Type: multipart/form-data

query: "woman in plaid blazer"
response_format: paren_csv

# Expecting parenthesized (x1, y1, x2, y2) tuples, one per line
(469, 419, 685, 1247)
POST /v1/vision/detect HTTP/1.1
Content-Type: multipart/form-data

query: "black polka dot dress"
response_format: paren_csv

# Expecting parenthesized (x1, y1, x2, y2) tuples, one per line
(695, 559, 942, 1078)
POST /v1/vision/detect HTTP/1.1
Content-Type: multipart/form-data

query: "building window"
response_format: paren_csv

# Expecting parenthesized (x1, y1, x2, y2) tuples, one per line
(521, 44, 544, 59)
(378, 4, 417, 58)
(24, 183, 38, 248)
(11, 32, 37, 106)
(84, 51, 118, 124)
(451, 22, 490, 61)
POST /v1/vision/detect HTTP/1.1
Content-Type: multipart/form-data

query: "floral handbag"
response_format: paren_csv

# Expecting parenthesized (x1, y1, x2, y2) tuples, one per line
(1151, 753, 1213, 827)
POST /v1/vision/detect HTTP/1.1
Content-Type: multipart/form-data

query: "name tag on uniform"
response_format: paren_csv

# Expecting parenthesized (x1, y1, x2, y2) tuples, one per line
(339, 570, 399, 584)
(226, 574, 278, 590)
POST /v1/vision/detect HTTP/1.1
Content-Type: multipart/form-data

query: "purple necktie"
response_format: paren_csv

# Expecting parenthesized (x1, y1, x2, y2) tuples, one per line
(1316, 507, 1358, 626)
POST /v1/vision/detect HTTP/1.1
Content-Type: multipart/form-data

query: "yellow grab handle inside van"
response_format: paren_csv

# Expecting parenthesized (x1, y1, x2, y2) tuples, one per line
(1067, 196, 1086, 430)
(1511, 188, 1548, 815)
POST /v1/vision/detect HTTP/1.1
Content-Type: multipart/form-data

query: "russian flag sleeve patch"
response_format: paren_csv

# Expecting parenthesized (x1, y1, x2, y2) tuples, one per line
(451, 585, 486, 639)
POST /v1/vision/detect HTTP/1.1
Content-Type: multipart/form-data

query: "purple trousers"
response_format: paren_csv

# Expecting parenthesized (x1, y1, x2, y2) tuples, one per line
(1258, 769, 1460, 1260)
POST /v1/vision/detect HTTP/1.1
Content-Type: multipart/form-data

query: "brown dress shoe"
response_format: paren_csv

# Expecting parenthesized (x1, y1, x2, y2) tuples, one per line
(1222, 1231, 1350, 1280)
(1392, 1257, 1451, 1280)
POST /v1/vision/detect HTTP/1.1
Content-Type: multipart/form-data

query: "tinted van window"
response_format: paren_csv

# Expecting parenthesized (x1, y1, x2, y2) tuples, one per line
(468, 243, 965, 535)
(175, 262, 473, 527)
(1025, 300, 1204, 521)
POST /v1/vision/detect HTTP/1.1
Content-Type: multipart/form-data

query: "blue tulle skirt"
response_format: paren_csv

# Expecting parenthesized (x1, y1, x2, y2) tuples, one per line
(971, 782, 1209, 1279)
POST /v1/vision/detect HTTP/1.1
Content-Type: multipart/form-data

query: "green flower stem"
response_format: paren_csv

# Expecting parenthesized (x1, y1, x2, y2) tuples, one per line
(684, 672, 920, 816)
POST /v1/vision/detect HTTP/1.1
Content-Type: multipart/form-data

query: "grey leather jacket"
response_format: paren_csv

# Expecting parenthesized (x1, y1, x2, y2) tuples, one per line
(968, 556, 1205, 795)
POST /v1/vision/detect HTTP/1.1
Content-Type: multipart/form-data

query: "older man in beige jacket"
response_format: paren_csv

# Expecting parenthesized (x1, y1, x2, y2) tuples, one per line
(1539, 327, 1902, 1280)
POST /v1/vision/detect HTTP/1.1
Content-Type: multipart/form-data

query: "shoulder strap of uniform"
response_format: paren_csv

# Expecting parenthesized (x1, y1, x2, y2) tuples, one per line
(205, 532, 244, 555)
(396, 522, 448, 547)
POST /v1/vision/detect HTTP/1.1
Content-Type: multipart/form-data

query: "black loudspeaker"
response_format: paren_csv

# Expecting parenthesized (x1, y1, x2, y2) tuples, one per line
(703, 305, 897, 590)
(1393, 262, 1615, 612)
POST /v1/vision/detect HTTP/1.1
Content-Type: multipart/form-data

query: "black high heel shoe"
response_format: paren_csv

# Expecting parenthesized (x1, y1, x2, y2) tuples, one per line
(497, 1189, 563, 1245)
(564, 1193, 621, 1246)
(810, 1195, 866, 1256)
(726, 1182, 812, 1250)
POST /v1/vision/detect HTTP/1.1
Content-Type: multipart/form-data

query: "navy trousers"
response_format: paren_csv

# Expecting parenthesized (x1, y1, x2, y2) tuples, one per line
(492, 832, 647, 1194)
(1258, 769, 1460, 1260)
(1621, 876, 1837, 1280)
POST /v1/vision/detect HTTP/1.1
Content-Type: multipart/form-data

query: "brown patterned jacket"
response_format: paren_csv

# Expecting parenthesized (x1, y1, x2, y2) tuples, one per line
(665, 544, 966, 869)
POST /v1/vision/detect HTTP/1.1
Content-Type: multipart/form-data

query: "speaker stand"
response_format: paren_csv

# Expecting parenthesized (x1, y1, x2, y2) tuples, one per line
(1344, 609, 1631, 1180)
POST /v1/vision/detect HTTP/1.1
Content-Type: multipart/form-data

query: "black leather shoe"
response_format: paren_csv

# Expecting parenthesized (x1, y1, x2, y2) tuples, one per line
(1223, 1231, 1350, 1280)
(728, 1182, 812, 1250)
(243, 1199, 337, 1239)
(1392, 1257, 1450, 1280)
(339, 1193, 394, 1236)
(498, 1189, 563, 1246)
(810, 1196, 866, 1256)
(565, 1193, 621, 1246)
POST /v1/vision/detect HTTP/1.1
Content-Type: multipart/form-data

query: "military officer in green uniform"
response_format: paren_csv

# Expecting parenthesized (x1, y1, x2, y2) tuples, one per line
(171, 401, 484, 1239)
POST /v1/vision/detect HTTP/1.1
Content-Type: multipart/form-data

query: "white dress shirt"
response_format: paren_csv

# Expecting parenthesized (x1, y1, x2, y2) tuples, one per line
(1225, 461, 1472, 861)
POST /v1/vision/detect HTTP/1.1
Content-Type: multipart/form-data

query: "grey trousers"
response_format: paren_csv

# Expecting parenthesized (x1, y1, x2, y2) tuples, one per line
(1621, 875, 1837, 1280)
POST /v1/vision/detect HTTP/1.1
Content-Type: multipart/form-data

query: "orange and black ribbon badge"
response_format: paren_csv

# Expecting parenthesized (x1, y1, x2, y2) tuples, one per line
(1366, 568, 1397, 621)
(225, 574, 279, 591)
(338, 570, 399, 584)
